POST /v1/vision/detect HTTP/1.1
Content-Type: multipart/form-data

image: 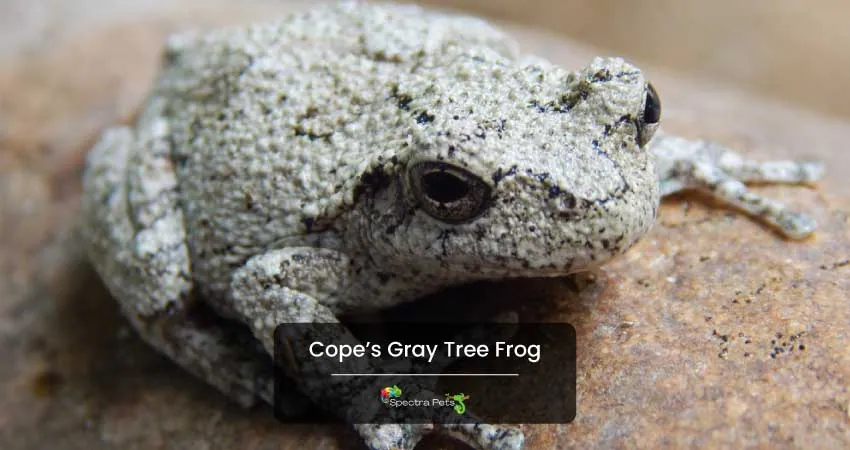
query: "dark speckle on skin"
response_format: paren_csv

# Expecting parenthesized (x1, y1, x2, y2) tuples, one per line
(353, 165, 390, 202)
(294, 125, 332, 142)
(437, 229, 456, 257)
(591, 69, 612, 82)
(495, 119, 506, 133)
(491, 165, 518, 184)
(562, 192, 577, 209)
(376, 272, 393, 284)
(397, 96, 412, 110)
(529, 100, 546, 113)
(415, 111, 435, 124)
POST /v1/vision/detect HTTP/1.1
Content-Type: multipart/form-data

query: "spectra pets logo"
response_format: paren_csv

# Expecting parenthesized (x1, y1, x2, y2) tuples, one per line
(380, 385, 402, 404)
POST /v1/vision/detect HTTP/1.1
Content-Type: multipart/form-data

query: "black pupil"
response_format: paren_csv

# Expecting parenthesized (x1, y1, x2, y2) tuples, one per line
(422, 171, 470, 203)
(643, 83, 661, 124)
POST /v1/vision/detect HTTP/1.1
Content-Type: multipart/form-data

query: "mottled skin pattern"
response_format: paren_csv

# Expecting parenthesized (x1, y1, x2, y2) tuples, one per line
(80, 2, 823, 450)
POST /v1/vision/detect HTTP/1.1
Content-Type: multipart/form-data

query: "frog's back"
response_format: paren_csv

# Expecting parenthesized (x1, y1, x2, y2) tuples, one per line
(145, 2, 520, 298)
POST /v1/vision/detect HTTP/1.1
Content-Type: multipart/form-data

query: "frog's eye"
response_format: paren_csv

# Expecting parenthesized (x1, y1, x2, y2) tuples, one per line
(409, 162, 492, 224)
(643, 83, 661, 124)
(637, 82, 661, 147)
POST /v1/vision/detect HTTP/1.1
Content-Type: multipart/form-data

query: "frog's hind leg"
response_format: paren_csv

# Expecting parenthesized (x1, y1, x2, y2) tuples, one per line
(651, 134, 823, 240)
(81, 119, 308, 413)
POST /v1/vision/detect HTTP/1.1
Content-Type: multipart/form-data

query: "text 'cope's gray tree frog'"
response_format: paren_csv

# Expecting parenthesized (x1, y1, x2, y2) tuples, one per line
(81, 2, 823, 449)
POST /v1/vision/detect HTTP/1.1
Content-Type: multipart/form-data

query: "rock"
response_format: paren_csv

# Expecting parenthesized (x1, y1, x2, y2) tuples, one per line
(1, 1, 847, 449)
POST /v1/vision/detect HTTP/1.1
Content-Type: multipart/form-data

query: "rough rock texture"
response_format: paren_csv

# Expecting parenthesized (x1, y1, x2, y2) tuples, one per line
(1, 1, 848, 449)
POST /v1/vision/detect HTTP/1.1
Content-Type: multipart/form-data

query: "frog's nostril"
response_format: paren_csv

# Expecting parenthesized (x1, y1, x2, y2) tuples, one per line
(556, 191, 581, 221)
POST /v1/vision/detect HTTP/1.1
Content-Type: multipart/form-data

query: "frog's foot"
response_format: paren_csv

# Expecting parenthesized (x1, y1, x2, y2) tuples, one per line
(355, 424, 433, 450)
(439, 423, 524, 450)
(81, 123, 310, 413)
(651, 134, 823, 239)
(355, 422, 523, 450)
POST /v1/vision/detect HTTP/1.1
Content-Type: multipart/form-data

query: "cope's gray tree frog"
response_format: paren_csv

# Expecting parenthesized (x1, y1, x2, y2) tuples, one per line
(81, 2, 823, 449)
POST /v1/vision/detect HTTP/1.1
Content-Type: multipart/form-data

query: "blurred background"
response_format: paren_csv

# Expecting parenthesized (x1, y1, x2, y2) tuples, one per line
(3, 0, 850, 120)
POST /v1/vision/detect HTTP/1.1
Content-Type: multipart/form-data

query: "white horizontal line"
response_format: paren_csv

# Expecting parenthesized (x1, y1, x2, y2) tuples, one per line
(329, 373, 519, 377)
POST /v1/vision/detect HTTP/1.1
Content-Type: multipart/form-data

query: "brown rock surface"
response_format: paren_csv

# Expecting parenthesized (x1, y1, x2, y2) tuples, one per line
(1, 1, 848, 449)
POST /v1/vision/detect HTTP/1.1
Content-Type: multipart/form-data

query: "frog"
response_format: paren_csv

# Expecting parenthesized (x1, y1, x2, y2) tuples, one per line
(80, 2, 823, 450)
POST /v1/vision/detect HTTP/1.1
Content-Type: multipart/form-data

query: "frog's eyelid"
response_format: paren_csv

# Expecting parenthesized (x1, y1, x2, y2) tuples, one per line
(408, 161, 493, 224)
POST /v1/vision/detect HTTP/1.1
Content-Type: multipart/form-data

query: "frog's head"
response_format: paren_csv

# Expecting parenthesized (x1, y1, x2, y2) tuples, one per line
(356, 55, 661, 281)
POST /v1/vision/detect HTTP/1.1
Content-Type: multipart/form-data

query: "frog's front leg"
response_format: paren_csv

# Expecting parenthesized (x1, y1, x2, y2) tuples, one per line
(229, 248, 523, 450)
(650, 134, 824, 239)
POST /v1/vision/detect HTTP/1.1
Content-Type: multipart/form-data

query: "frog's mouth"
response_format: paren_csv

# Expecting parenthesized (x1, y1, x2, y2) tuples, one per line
(425, 231, 616, 280)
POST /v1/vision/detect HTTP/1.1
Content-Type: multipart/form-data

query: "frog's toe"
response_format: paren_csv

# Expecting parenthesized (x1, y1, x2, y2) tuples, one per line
(356, 422, 524, 450)
(355, 423, 433, 450)
(775, 210, 817, 240)
(440, 423, 525, 450)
